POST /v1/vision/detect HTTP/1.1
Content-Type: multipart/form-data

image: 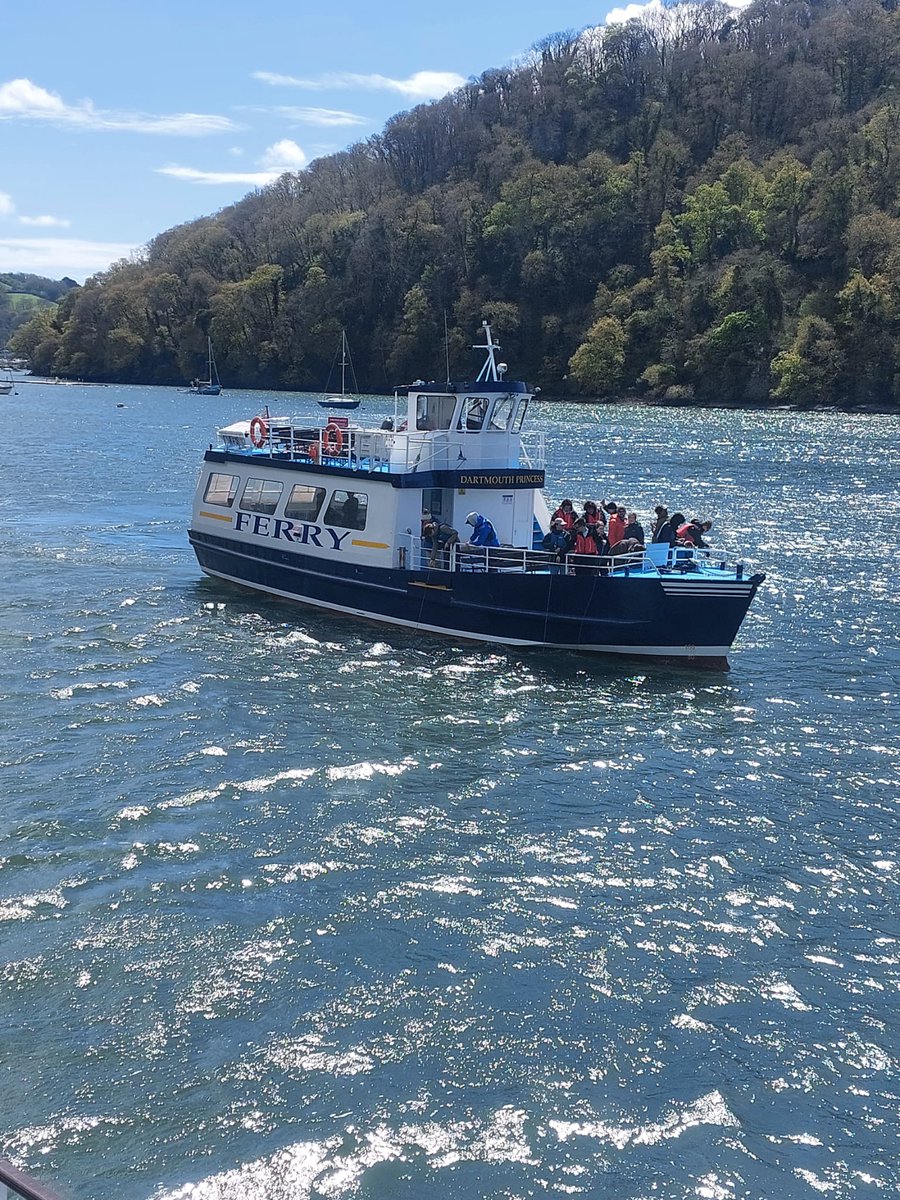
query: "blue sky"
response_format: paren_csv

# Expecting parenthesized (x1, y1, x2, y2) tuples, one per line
(0, 0, 652, 281)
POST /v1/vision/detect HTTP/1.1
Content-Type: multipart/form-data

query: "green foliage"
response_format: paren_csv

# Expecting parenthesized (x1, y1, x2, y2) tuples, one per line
(568, 316, 626, 395)
(10, 0, 900, 406)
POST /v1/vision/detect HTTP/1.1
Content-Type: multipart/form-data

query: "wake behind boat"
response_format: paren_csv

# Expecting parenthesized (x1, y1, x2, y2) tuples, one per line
(318, 328, 360, 410)
(189, 324, 765, 667)
(187, 337, 221, 396)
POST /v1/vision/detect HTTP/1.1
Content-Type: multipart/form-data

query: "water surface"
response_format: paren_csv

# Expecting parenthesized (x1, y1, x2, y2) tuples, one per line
(1, 382, 898, 1199)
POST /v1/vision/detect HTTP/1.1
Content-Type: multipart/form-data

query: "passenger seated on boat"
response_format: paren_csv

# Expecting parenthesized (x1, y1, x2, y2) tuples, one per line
(423, 521, 459, 568)
(341, 492, 361, 527)
(324, 489, 368, 531)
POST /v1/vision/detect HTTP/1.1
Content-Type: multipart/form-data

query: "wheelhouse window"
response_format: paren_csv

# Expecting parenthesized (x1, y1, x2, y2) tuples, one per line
(459, 396, 489, 431)
(416, 393, 456, 431)
(489, 396, 514, 431)
(324, 490, 368, 531)
(203, 472, 239, 507)
(285, 484, 326, 522)
(512, 399, 529, 431)
(239, 477, 283, 515)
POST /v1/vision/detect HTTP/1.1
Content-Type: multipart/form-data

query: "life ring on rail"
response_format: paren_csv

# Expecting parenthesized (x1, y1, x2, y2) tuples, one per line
(322, 422, 344, 455)
(249, 416, 268, 448)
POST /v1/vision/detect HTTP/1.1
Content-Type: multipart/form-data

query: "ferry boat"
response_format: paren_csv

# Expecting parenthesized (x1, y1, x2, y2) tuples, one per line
(188, 324, 765, 667)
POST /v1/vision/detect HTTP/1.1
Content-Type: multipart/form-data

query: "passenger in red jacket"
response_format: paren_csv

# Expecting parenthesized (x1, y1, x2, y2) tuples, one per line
(566, 517, 601, 575)
(607, 506, 626, 546)
(551, 498, 576, 529)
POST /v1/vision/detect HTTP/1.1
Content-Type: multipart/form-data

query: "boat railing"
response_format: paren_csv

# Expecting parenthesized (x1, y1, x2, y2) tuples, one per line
(226, 422, 542, 476)
(405, 537, 661, 575)
(0, 1159, 65, 1200)
(519, 431, 545, 469)
(403, 538, 746, 577)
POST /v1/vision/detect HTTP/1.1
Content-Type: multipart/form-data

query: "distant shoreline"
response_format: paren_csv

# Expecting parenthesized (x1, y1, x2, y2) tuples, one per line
(14, 374, 899, 414)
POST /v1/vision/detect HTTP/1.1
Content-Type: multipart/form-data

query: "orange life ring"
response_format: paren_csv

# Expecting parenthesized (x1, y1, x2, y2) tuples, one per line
(249, 416, 268, 447)
(322, 423, 344, 455)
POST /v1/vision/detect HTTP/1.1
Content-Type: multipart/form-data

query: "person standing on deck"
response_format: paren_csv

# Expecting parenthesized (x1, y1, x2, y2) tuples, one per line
(542, 518, 570, 574)
(607, 506, 627, 546)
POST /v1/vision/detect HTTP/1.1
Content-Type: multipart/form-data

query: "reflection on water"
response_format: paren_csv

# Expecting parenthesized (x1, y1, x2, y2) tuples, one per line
(0, 384, 898, 1199)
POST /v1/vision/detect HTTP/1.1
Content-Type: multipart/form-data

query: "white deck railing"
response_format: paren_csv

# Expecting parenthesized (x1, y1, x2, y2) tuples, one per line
(218, 421, 545, 474)
(401, 537, 742, 576)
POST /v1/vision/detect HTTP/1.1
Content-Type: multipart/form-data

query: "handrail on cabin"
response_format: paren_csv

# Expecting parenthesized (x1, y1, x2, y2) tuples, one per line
(0, 1159, 66, 1200)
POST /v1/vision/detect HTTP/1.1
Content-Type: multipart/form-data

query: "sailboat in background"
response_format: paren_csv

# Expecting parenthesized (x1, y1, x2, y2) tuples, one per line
(187, 338, 222, 395)
(318, 328, 360, 409)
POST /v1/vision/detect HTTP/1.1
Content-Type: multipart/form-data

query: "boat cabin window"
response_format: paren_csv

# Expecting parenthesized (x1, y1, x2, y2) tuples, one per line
(285, 484, 326, 522)
(488, 395, 515, 431)
(324, 489, 368, 531)
(459, 396, 489, 431)
(203, 472, 239, 507)
(415, 393, 456, 431)
(512, 399, 529, 432)
(239, 477, 284, 515)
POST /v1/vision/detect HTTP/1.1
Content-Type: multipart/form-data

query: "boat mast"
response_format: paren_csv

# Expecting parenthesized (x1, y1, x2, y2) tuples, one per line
(474, 321, 503, 383)
(340, 329, 347, 398)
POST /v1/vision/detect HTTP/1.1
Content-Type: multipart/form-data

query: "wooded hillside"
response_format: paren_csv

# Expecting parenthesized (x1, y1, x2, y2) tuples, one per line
(12, 0, 900, 408)
(1, 274, 77, 349)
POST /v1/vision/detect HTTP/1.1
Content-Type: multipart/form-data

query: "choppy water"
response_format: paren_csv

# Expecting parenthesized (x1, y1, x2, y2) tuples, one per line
(1, 381, 898, 1200)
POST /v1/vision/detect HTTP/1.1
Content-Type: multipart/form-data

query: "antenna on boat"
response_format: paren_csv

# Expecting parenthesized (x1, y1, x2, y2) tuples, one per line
(474, 321, 502, 383)
(443, 309, 451, 385)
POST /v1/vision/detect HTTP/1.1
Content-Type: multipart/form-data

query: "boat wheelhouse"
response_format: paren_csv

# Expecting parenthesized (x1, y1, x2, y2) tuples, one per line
(189, 324, 764, 666)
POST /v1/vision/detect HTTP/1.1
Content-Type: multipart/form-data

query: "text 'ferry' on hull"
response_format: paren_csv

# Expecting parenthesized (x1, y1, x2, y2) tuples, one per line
(188, 324, 765, 668)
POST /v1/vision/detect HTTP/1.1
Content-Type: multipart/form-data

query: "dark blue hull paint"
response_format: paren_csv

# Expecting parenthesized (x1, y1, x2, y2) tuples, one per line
(189, 530, 762, 666)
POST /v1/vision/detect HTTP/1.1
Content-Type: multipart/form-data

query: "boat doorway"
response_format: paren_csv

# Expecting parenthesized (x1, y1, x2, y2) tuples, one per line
(422, 488, 455, 527)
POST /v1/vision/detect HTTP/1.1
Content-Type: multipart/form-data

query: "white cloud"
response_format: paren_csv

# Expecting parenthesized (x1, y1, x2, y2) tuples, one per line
(252, 69, 465, 101)
(262, 105, 368, 127)
(605, 0, 750, 22)
(19, 214, 71, 228)
(0, 77, 238, 135)
(157, 165, 279, 185)
(157, 138, 307, 186)
(0, 236, 138, 281)
(258, 139, 307, 170)
(0, 191, 15, 216)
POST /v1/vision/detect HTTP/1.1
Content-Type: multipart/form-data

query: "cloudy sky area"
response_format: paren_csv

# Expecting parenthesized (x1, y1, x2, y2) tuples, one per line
(2, 0, 741, 282)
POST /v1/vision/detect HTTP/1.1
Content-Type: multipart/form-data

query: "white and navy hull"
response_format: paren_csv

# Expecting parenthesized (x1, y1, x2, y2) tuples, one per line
(188, 527, 763, 668)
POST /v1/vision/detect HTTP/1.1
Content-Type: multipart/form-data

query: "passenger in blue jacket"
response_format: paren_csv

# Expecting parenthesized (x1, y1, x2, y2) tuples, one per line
(463, 511, 500, 549)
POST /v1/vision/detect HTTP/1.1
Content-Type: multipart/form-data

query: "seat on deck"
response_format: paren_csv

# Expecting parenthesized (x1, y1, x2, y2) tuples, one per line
(643, 543, 671, 568)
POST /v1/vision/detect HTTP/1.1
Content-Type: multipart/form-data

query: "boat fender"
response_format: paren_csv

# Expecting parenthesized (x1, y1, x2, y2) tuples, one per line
(249, 416, 268, 447)
(323, 423, 344, 455)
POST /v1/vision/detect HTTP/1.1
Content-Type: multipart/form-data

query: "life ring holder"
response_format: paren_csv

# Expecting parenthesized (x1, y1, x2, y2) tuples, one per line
(249, 415, 268, 448)
(322, 423, 344, 456)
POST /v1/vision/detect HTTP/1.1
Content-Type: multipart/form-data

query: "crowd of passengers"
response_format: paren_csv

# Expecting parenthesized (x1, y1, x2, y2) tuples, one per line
(543, 501, 713, 571)
(420, 504, 712, 571)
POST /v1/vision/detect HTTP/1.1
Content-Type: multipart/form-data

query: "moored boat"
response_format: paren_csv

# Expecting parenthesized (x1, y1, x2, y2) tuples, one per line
(318, 328, 360, 410)
(188, 324, 764, 667)
(187, 337, 222, 396)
